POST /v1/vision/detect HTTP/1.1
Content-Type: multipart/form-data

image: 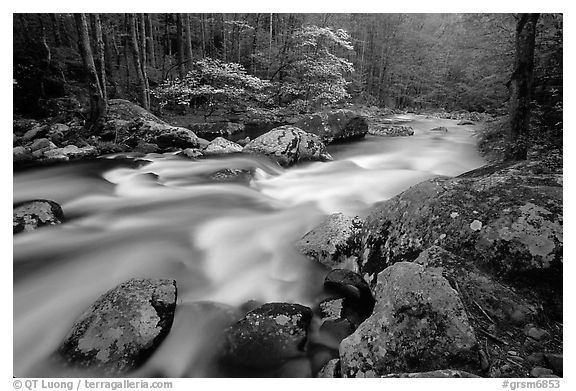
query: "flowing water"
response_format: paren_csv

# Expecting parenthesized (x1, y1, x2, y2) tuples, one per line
(13, 115, 485, 377)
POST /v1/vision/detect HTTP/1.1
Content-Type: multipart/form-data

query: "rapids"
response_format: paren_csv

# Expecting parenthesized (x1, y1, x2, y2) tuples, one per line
(13, 115, 485, 377)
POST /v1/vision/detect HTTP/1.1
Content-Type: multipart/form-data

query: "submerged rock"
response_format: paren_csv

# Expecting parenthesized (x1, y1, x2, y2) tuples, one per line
(297, 213, 363, 271)
(295, 109, 368, 144)
(14, 199, 64, 234)
(430, 126, 448, 132)
(204, 137, 243, 155)
(244, 125, 332, 167)
(58, 278, 177, 375)
(220, 302, 312, 370)
(42, 145, 98, 161)
(458, 120, 475, 125)
(340, 262, 478, 378)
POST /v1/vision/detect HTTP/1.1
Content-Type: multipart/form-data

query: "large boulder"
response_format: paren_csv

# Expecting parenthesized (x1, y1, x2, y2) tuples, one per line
(360, 159, 563, 302)
(140, 121, 200, 149)
(414, 246, 536, 325)
(58, 278, 177, 375)
(186, 122, 245, 141)
(13, 146, 33, 163)
(204, 137, 243, 155)
(243, 125, 332, 167)
(339, 262, 479, 378)
(107, 99, 166, 124)
(297, 213, 363, 272)
(14, 199, 64, 234)
(295, 109, 368, 144)
(219, 302, 312, 370)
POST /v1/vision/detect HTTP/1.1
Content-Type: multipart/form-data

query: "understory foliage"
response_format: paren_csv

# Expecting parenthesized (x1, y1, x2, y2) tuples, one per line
(152, 58, 271, 119)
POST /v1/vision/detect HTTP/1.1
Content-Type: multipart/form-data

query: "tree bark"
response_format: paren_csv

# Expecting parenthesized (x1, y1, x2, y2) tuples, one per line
(506, 13, 539, 161)
(139, 14, 150, 109)
(74, 13, 106, 132)
(145, 14, 156, 68)
(176, 13, 186, 78)
(92, 14, 107, 101)
(128, 13, 148, 109)
(184, 13, 194, 67)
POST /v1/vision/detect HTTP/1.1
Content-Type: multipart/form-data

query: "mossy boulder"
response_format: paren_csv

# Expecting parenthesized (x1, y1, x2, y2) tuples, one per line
(297, 213, 363, 272)
(295, 109, 368, 144)
(220, 302, 312, 370)
(339, 262, 479, 377)
(58, 278, 177, 375)
(244, 125, 332, 167)
(361, 158, 562, 287)
(13, 199, 64, 234)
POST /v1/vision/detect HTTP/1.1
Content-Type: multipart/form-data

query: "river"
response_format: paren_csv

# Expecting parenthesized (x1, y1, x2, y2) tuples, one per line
(13, 115, 485, 377)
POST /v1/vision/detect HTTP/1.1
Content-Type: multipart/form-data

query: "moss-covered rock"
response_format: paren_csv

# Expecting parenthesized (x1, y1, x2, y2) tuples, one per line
(297, 213, 363, 271)
(340, 262, 478, 377)
(244, 125, 332, 167)
(220, 302, 312, 370)
(57, 278, 177, 376)
(13, 199, 64, 234)
(295, 109, 368, 144)
(361, 159, 562, 287)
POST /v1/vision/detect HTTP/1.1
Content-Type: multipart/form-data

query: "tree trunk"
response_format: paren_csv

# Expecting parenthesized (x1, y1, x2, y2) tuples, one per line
(128, 13, 148, 109)
(50, 13, 62, 46)
(184, 13, 194, 67)
(92, 14, 107, 101)
(176, 13, 186, 78)
(74, 13, 106, 132)
(506, 13, 539, 161)
(145, 14, 156, 68)
(139, 14, 150, 109)
(251, 14, 260, 74)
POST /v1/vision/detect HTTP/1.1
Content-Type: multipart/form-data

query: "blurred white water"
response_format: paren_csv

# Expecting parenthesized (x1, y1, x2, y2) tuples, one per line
(13, 114, 485, 377)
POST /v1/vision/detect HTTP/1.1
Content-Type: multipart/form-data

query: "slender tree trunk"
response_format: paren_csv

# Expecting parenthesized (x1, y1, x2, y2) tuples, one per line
(128, 13, 148, 109)
(145, 14, 156, 68)
(184, 13, 194, 67)
(50, 13, 62, 46)
(200, 14, 207, 58)
(92, 14, 107, 101)
(506, 13, 539, 161)
(139, 14, 150, 109)
(176, 13, 186, 78)
(74, 13, 106, 131)
(267, 13, 273, 78)
(251, 14, 260, 74)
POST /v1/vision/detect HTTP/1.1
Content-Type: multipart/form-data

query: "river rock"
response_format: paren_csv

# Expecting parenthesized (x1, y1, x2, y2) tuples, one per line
(30, 138, 57, 152)
(14, 199, 64, 234)
(414, 246, 536, 325)
(58, 278, 177, 375)
(204, 137, 243, 155)
(339, 262, 478, 378)
(13, 146, 33, 162)
(323, 269, 374, 323)
(220, 302, 312, 370)
(295, 109, 368, 144)
(530, 367, 555, 378)
(13, 118, 41, 136)
(458, 120, 475, 125)
(187, 122, 245, 141)
(208, 168, 252, 183)
(360, 158, 562, 316)
(297, 213, 363, 272)
(430, 126, 448, 132)
(317, 359, 341, 378)
(22, 125, 49, 142)
(369, 124, 414, 137)
(107, 99, 166, 123)
(42, 145, 98, 161)
(243, 125, 332, 167)
(138, 120, 200, 149)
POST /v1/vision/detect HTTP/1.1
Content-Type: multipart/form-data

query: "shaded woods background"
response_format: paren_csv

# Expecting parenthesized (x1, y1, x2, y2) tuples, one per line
(13, 13, 562, 139)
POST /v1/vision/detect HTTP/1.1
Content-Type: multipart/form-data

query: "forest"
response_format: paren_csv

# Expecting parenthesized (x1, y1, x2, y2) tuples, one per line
(13, 13, 563, 380)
